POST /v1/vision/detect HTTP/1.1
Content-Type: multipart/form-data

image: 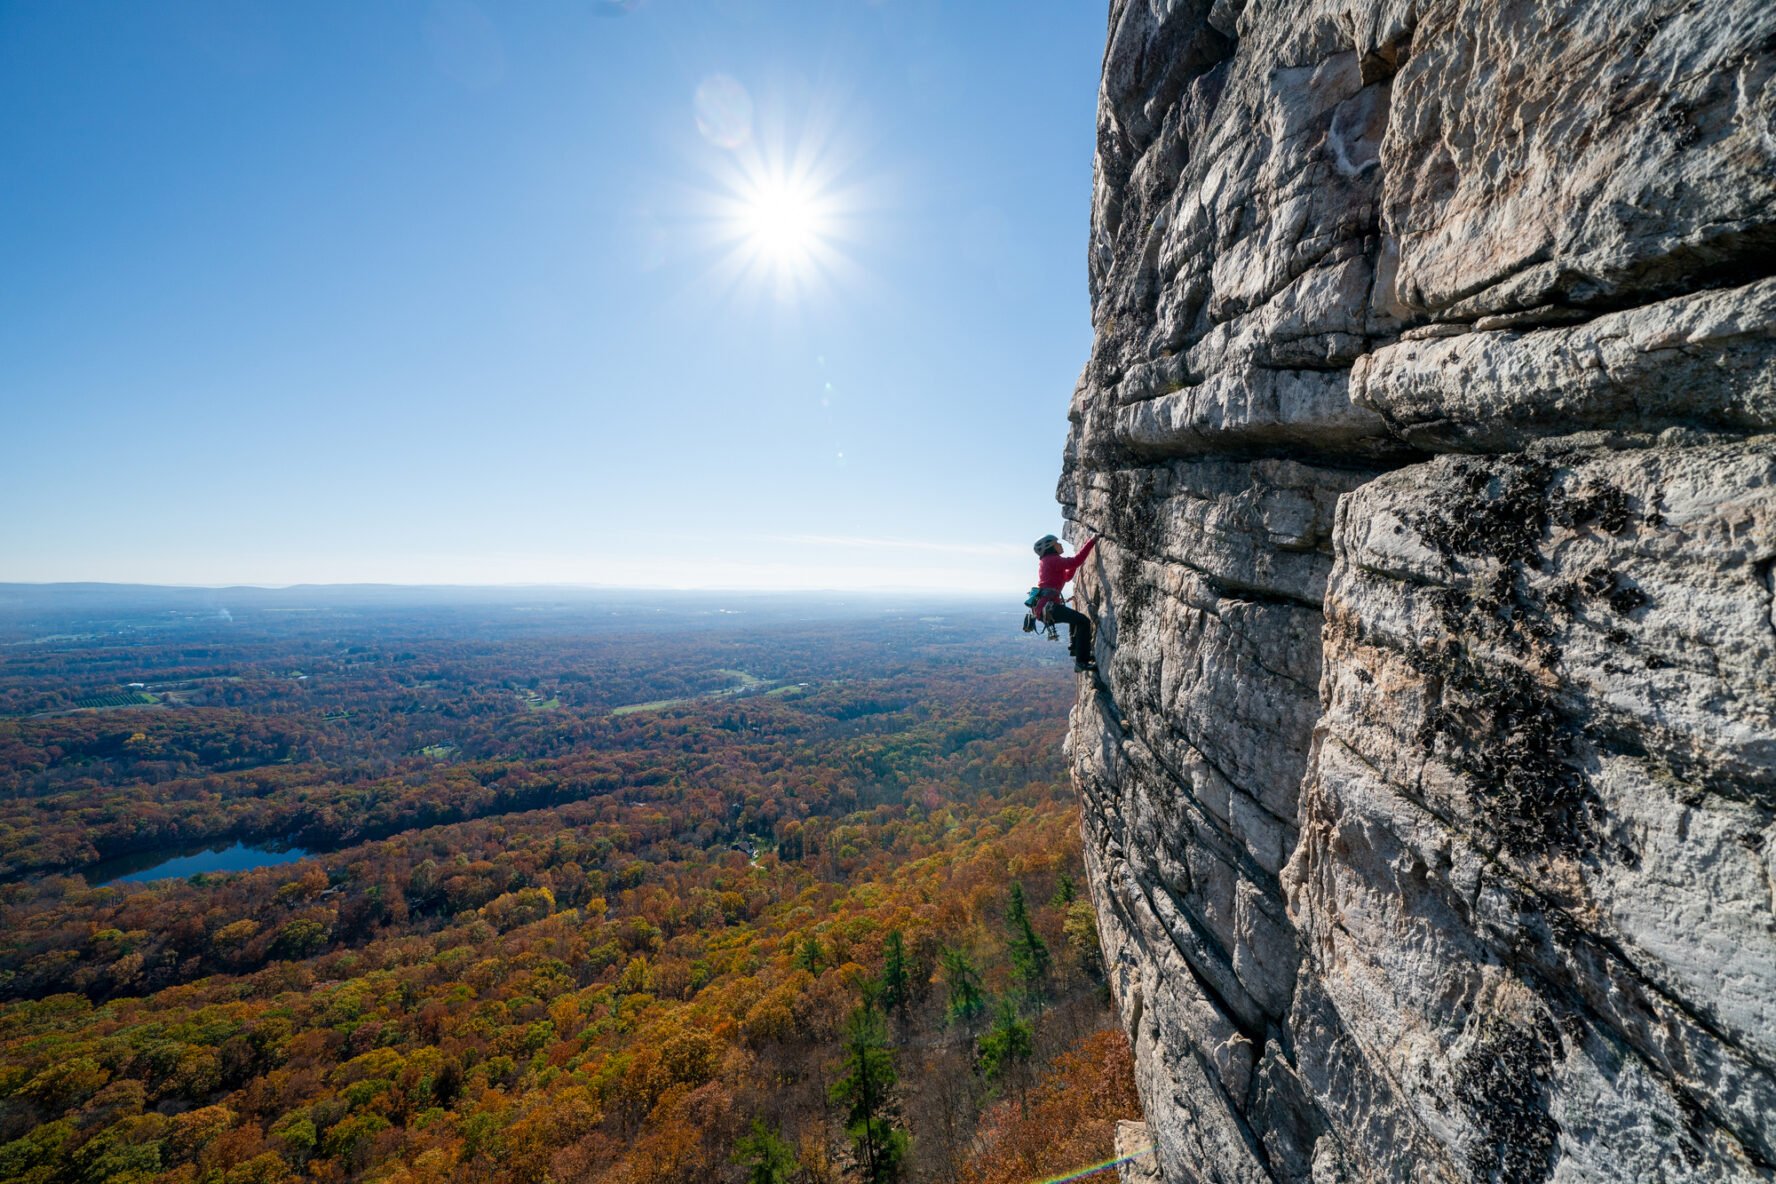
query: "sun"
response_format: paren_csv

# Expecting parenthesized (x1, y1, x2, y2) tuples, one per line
(739, 176, 825, 265)
(714, 161, 845, 302)
(689, 91, 866, 306)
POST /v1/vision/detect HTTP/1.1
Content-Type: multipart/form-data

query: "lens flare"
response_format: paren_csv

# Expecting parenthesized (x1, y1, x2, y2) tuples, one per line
(1027, 1144, 1157, 1184)
(694, 74, 754, 149)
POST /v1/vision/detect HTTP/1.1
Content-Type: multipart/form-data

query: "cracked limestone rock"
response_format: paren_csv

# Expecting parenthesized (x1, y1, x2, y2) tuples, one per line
(1062, 1, 1776, 1181)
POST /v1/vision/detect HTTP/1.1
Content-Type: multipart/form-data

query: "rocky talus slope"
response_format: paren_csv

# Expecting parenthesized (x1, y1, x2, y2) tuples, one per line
(1060, 2, 1776, 1181)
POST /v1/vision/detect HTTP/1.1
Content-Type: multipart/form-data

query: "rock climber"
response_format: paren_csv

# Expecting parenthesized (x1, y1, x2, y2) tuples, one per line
(1032, 533, 1099, 672)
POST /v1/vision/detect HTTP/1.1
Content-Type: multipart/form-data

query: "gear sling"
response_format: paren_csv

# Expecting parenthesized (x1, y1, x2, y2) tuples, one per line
(1023, 586, 1063, 639)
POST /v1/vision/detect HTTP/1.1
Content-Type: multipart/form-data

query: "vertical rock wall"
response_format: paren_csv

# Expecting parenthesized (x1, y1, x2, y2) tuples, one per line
(1061, 2, 1776, 1181)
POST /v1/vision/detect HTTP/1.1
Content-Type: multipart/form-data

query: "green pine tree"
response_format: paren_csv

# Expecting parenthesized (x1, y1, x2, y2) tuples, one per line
(733, 1119, 799, 1184)
(1051, 873, 1078, 905)
(830, 1005, 908, 1182)
(1007, 883, 1051, 1000)
(940, 947, 987, 1030)
(977, 997, 1035, 1088)
(880, 929, 910, 1021)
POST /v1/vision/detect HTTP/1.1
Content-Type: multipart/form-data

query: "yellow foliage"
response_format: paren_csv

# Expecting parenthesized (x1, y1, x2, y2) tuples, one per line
(170, 1104, 237, 1160)
(212, 919, 260, 945)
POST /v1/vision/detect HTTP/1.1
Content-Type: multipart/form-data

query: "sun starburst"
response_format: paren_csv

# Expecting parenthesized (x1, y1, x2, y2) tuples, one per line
(689, 80, 868, 306)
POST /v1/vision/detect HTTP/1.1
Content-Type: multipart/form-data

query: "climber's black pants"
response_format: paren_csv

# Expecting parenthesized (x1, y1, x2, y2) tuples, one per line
(1048, 604, 1093, 662)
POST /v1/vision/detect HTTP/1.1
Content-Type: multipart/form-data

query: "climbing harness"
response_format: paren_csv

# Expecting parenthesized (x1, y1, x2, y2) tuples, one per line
(1022, 587, 1062, 641)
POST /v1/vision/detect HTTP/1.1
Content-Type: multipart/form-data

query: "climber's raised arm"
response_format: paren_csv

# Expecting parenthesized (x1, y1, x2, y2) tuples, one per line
(1057, 535, 1096, 581)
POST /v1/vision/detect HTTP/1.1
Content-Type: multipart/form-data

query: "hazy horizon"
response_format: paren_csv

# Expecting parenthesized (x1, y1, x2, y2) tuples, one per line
(0, 578, 1010, 597)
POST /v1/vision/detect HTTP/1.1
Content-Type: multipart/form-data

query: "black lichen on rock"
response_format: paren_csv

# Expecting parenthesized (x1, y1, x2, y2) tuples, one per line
(1452, 1015, 1563, 1184)
(1577, 567, 1652, 616)
(1411, 641, 1601, 859)
(1550, 482, 1632, 534)
(1417, 459, 1555, 571)
(1411, 460, 1604, 859)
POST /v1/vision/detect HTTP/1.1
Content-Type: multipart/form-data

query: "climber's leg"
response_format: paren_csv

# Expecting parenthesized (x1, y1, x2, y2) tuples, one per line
(1048, 604, 1094, 668)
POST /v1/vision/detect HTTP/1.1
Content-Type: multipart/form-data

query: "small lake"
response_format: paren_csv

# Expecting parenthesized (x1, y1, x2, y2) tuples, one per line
(87, 840, 311, 886)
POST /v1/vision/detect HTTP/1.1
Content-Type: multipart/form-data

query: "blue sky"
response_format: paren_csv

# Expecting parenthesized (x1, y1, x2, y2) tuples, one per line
(1, 1, 1105, 593)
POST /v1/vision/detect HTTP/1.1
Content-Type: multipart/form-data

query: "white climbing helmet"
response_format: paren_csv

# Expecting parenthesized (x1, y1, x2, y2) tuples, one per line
(1032, 534, 1060, 555)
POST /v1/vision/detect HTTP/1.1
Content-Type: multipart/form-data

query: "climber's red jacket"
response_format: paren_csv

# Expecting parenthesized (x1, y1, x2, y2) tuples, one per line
(1035, 537, 1097, 614)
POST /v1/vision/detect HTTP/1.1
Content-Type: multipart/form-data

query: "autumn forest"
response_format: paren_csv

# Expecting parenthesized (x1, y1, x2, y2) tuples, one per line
(0, 586, 1139, 1184)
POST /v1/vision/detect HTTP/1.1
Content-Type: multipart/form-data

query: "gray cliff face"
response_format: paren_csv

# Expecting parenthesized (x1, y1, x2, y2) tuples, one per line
(1060, 2, 1776, 1181)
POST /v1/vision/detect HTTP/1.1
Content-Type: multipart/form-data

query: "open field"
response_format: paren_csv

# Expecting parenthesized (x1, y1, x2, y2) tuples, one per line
(67, 691, 157, 710)
(611, 667, 777, 716)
